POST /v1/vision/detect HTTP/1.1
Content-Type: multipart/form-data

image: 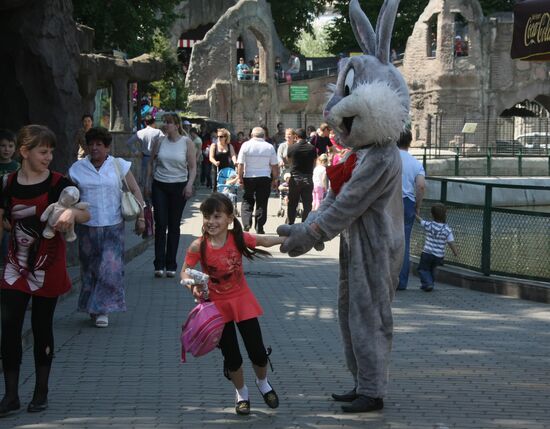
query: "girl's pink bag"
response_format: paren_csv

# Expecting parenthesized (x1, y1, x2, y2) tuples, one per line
(181, 300, 224, 362)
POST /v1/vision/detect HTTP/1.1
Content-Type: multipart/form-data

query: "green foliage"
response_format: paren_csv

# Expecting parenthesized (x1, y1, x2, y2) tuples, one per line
(297, 25, 331, 57)
(325, 0, 514, 55)
(72, 0, 180, 57)
(147, 31, 188, 111)
(269, 0, 327, 51)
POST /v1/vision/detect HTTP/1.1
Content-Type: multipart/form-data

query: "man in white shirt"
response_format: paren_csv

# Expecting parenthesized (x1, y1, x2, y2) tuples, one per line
(397, 130, 426, 290)
(126, 114, 164, 190)
(237, 127, 279, 234)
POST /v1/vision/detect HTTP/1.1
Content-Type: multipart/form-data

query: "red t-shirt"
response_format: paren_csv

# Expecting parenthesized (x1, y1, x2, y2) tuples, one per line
(185, 232, 263, 323)
(0, 171, 74, 297)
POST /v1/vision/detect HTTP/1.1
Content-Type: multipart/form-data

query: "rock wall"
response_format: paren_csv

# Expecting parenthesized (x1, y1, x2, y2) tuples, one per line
(171, 0, 288, 64)
(186, 0, 280, 132)
(402, 0, 550, 148)
(0, 0, 81, 172)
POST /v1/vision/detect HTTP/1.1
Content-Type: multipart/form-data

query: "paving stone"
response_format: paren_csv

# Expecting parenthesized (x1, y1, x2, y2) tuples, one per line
(2, 189, 549, 428)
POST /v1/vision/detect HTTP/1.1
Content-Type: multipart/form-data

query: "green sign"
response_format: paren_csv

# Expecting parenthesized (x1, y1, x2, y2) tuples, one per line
(290, 85, 309, 102)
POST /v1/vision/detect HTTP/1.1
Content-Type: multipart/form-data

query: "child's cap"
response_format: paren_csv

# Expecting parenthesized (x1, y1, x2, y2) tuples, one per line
(283, 173, 291, 181)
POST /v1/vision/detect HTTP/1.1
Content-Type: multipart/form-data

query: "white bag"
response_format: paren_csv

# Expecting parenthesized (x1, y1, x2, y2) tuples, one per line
(113, 158, 141, 221)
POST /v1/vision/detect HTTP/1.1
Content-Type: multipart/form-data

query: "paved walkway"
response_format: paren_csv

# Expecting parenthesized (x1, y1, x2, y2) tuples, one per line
(4, 189, 550, 428)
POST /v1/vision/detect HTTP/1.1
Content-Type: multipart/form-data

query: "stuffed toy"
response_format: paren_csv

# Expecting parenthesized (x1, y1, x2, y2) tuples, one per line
(277, 0, 408, 413)
(40, 186, 89, 242)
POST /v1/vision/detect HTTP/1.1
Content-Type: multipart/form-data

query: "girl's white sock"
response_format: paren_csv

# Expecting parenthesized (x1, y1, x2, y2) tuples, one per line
(255, 377, 272, 395)
(236, 385, 249, 402)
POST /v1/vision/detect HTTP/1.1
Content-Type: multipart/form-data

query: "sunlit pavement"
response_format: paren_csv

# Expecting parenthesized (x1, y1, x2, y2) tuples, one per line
(5, 188, 550, 429)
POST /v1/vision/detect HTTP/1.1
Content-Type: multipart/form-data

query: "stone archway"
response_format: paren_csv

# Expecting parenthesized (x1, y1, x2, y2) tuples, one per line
(185, 0, 279, 131)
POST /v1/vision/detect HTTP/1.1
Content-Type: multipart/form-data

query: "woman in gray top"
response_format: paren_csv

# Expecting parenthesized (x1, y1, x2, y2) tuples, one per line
(147, 113, 196, 278)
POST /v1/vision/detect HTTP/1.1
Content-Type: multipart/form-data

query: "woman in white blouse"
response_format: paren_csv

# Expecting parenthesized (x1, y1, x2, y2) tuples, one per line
(69, 127, 145, 328)
(147, 113, 196, 278)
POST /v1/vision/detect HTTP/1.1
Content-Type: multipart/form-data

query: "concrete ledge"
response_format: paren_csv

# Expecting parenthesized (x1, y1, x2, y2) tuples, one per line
(411, 257, 550, 304)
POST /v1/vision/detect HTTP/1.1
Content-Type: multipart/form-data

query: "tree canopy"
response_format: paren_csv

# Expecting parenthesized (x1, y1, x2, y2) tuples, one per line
(269, 0, 327, 51)
(325, 0, 515, 55)
(72, 0, 180, 57)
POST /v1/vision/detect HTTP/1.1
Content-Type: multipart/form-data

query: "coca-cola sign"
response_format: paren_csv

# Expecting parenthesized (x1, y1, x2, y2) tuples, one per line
(511, 0, 550, 61)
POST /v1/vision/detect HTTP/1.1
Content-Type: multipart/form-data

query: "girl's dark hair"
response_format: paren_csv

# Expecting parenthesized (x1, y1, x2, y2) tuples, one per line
(199, 193, 270, 268)
(431, 203, 447, 223)
(85, 127, 112, 146)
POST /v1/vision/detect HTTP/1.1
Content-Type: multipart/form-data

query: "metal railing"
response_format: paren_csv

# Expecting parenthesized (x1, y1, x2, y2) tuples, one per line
(275, 67, 339, 83)
(418, 146, 550, 176)
(410, 177, 550, 282)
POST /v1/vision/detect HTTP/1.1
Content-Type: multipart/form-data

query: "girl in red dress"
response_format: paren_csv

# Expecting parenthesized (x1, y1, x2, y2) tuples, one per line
(181, 193, 284, 416)
(0, 125, 90, 417)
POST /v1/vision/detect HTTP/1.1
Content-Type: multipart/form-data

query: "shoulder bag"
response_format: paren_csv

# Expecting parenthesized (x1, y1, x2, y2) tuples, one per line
(113, 158, 141, 221)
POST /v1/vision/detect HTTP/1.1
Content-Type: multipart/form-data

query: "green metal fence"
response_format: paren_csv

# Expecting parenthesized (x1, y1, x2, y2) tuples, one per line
(410, 178, 550, 282)
(419, 146, 550, 177)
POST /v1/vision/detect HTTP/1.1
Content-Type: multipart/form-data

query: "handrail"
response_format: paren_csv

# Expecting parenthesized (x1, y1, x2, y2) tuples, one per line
(425, 176, 550, 190)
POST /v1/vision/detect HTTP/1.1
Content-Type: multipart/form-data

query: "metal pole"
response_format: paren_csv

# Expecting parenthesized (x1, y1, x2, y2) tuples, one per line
(487, 147, 492, 176)
(455, 146, 460, 176)
(481, 184, 492, 276)
(440, 179, 447, 203)
(518, 148, 523, 176)
(423, 147, 427, 174)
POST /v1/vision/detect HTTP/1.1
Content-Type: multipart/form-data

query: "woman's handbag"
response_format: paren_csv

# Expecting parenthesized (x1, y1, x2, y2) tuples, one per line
(113, 158, 141, 221)
(142, 205, 154, 238)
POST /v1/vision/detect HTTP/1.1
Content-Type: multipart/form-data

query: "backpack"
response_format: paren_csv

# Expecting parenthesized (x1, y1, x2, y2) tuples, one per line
(180, 300, 224, 362)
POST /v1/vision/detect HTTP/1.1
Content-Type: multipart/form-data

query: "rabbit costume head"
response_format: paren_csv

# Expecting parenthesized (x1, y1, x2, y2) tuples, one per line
(324, 0, 409, 149)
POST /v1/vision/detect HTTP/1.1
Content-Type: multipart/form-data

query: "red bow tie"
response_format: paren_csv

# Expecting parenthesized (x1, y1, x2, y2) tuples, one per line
(326, 153, 357, 195)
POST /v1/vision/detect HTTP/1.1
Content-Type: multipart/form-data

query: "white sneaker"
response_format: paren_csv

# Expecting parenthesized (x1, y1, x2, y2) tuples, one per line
(166, 271, 176, 278)
(95, 314, 109, 328)
(154, 270, 165, 278)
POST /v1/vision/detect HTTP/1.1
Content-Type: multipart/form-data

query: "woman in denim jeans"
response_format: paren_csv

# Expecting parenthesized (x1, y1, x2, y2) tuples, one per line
(147, 114, 196, 278)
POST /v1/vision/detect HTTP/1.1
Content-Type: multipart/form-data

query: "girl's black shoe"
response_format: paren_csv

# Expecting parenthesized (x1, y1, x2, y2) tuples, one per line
(235, 399, 250, 415)
(27, 398, 48, 413)
(0, 397, 20, 417)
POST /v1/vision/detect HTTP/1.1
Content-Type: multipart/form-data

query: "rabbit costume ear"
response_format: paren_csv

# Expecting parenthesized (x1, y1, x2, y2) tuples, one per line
(349, 0, 400, 64)
(349, 0, 376, 55)
(375, 0, 400, 64)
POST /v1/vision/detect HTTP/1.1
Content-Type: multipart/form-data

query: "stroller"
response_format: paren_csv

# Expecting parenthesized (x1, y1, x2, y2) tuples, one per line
(217, 167, 240, 216)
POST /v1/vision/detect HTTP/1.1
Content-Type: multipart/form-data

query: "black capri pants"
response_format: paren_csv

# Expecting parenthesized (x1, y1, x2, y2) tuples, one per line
(219, 317, 268, 373)
(1, 289, 58, 370)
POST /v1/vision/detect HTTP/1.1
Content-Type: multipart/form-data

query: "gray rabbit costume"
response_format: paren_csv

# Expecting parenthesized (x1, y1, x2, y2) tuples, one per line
(278, 0, 409, 413)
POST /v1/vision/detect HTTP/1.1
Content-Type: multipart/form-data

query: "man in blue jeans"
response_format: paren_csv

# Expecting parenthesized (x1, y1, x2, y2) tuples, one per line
(397, 130, 425, 290)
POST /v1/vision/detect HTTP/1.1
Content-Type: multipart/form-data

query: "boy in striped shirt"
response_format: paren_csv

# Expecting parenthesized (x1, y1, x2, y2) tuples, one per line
(415, 203, 458, 292)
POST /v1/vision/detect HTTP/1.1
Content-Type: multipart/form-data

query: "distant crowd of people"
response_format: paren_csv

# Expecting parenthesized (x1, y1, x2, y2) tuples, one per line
(237, 53, 301, 82)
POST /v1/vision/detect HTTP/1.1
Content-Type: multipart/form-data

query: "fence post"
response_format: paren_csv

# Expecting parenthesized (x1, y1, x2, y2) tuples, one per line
(454, 146, 460, 176)
(548, 149, 550, 176)
(487, 147, 492, 176)
(423, 147, 427, 174)
(518, 148, 523, 176)
(481, 184, 492, 276)
(440, 179, 447, 203)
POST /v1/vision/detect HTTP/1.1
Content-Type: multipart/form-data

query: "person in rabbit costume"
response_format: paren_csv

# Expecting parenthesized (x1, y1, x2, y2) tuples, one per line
(277, 0, 408, 413)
